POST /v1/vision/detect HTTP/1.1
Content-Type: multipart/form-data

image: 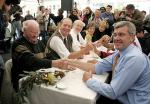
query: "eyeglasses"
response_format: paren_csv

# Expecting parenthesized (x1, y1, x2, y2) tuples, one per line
(113, 32, 128, 37)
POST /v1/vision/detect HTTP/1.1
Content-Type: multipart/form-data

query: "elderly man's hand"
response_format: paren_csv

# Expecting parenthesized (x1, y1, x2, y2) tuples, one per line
(53, 59, 71, 70)
(58, 59, 76, 71)
(82, 71, 92, 82)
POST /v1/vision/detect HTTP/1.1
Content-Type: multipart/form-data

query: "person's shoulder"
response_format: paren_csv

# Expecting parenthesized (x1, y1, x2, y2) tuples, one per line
(144, 33, 150, 39)
(50, 35, 62, 44)
(134, 9, 143, 16)
(100, 12, 106, 16)
(11, 37, 27, 51)
(125, 47, 143, 59)
(135, 9, 141, 13)
(12, 37, 24, 45)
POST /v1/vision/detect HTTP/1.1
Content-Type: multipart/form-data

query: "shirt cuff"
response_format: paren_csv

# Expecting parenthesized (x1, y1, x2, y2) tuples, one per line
(86, 78, 96, 87)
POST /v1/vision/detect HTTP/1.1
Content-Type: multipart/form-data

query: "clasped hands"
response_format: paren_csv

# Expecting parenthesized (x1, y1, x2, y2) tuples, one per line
(80, 35, 111, 55)
(55, 59, 93, 82)
(54, 59, 76, 71)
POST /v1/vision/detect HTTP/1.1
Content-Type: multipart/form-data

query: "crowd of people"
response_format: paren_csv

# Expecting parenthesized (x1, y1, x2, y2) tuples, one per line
(0, 0, 150, 104)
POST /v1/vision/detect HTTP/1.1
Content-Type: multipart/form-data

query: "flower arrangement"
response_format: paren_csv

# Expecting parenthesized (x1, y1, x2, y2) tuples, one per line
(15, 70, 65, 104)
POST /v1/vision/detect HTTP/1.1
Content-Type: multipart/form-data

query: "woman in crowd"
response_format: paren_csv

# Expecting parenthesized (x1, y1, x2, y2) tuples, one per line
(81, 21, 95, 42)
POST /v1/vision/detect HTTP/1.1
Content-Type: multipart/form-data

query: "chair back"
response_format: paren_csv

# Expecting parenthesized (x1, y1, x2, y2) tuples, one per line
(1, 59, 15, 104)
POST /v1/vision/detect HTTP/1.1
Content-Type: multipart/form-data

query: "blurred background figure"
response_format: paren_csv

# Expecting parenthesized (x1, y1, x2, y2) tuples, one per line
(141, 10, 146, 19)
(100, 7, 106, 13)
(82, 6, 94, 26)
(100, 5, 114, 36)
(143, 13, 150, 33)
(23, 10, 34, 21)
(125, 4, 144, 33)
(10, 4, 23, 40)
(49, 8, 64, 26)
(69, 8, 79, 23)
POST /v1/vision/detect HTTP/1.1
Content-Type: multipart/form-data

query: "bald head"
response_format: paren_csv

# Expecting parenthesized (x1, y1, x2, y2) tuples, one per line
(22, 20, 40, 44)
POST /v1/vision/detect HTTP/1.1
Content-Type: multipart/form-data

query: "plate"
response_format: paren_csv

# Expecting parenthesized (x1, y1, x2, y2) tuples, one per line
(56, 83, 67, 90)
(38, 68, 55, 73)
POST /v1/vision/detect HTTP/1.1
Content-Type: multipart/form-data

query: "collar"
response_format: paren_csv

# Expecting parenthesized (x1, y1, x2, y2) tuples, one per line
(59, 30, 66, 39)
(119, 43, 135, 58)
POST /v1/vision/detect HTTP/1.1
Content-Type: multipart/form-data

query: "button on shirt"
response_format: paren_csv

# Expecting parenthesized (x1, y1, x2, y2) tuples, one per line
(86, 44, 150, 104)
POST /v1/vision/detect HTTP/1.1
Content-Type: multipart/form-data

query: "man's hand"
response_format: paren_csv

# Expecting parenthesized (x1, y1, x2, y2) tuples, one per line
(84, 42, 94, 51)
(58, 59, 76, 71)
(82, 71, 92, 82)
(80, 42, 94, 55)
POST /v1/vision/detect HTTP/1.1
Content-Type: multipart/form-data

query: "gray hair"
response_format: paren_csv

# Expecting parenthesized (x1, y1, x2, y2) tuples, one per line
(73, 20, 85, 28)
(113, 21, 136, 35)
(22, 20, 39, 32)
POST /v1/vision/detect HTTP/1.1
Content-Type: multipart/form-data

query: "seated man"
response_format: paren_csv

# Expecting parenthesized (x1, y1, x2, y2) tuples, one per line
(45, 18, 93, 60)
(70, 20, 86, 51)
(66, 21, 150, 104)
(11, 20, 68, 91)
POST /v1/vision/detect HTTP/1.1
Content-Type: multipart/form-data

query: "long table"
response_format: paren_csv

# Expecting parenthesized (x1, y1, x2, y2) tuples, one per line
(21, 52, 108, 104)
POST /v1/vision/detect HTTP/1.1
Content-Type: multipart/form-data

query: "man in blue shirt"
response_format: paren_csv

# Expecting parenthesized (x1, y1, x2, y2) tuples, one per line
(67, 21, 150, 104)
(100, 5, 114, 36)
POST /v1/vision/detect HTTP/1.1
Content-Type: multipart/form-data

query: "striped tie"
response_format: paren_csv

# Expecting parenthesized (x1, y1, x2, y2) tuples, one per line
(112, 53, 120, 76)
(106, 53, 120, 84)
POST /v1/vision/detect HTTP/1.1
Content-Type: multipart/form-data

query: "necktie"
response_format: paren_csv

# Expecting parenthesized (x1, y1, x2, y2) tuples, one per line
(77, 34, 79, 41)
(64, 38, 67, 46)
(106, 53, 120, 84)
(112, 53, 120, 76)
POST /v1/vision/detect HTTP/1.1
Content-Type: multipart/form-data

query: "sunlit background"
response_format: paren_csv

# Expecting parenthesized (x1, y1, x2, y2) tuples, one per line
(20, 0, 150, 17)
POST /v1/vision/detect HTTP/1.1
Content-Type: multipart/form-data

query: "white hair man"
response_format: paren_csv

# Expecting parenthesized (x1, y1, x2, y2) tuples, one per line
(70, 20, 86, 51)
(11, 20, 69, 91)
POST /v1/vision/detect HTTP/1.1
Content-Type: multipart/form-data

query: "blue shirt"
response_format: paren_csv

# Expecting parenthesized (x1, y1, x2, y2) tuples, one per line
(86, 44, 150, 104)
(100, 12, 114, 25)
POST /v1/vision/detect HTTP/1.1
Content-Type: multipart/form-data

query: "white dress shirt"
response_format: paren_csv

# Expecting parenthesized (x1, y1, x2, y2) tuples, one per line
(70, 29, 86, 51)
(50, 31, 77, 58)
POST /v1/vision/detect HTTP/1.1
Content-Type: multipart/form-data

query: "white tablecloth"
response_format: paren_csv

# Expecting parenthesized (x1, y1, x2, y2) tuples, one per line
(25, 67, 108, 104)
(20, 53, 108, 104)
